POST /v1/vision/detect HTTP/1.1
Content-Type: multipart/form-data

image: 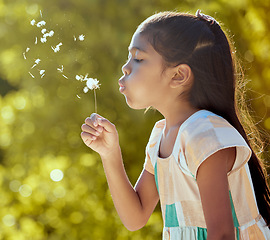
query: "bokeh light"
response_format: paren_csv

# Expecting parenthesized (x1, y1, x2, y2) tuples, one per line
(50, 169, 64, 182)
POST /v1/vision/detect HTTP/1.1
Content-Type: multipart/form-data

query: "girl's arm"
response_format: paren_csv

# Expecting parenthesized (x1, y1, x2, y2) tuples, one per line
(81, 114, 159, 231)
(197, 147, 236, 240)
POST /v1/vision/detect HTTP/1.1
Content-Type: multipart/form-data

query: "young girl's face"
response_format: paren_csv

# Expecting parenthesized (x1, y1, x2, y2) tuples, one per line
(119, 31, 172, 110)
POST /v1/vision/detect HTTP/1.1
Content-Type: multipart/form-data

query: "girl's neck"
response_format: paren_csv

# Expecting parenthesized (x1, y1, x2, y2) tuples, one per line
(158, 102, 199, 136)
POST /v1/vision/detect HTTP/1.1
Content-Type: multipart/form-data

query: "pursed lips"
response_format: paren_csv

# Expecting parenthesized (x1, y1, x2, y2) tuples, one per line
(118, 78, 126, 92)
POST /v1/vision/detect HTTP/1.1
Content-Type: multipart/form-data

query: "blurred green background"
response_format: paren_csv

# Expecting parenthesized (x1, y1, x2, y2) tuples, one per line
(0, 0, 269, 239)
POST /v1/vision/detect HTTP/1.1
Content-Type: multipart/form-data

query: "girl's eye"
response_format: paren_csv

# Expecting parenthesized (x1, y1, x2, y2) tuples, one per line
(133, 59, 143, 63)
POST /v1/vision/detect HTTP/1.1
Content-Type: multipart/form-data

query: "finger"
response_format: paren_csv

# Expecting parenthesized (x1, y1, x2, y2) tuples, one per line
(81, 124, 101, 136)
(90, 113, 106, 127)
(81, 132, 96, 142)
(96, 118, 115, 133)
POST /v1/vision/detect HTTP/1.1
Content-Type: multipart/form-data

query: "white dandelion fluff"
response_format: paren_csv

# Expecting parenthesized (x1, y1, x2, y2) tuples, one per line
(40, 10, 43, 18)
(83, 87, 89, 93)
(23, 48, 30, 60)
(36, 20, 46, 28)
(62, 74, 68, 79)
(40, 70, 45, 78)
(40, 37, 47, 43)
(57, 65, 64, 72)
(30, 19, 36, 26)
(48, 30, 54, 37)
(78, 34, 85, 41)
(41, 28, 47, 34)
(29, 72, 35, 78)
(35, 59, 41, 64)
(35, 37, 38, 45)
(51, 42, 62, 53)
(86, 78, 100, 90)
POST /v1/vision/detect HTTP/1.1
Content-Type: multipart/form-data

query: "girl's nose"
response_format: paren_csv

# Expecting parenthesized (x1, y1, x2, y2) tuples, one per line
(121, 61, 131, 76)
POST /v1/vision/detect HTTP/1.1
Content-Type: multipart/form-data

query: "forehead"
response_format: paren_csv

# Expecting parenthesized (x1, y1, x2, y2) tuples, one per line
(128, 32, 154, 54)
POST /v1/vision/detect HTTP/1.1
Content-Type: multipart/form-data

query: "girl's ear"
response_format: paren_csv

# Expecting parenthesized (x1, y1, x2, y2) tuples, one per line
(170, 64, 193, 88)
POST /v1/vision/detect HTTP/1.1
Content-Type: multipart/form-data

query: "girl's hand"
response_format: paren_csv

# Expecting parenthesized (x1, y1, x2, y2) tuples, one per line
(81, 113, 120, 158)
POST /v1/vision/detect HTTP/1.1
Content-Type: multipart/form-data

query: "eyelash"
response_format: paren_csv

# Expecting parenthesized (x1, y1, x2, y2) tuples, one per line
(133, 58, 143, 63)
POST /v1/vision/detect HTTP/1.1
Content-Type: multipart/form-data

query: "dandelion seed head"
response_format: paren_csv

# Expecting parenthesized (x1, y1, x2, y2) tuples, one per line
(36, 20, 46, 28)
(86, 78, 100, 90)
(30, 19, 36, 26)
(78, 34, 85, 41)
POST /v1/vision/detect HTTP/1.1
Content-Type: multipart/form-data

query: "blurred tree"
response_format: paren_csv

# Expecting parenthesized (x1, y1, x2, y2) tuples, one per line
(0, 0, 269, 239)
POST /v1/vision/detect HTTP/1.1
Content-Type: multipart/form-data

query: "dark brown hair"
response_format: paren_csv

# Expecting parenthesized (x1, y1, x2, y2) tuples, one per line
(138, 11, 270, 226)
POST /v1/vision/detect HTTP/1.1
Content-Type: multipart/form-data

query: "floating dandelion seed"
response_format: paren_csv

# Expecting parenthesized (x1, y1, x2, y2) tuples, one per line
(35, 59, 41, 64)
(48, 30, 54, 37)
(62, 74, 68, 79)
(41, 28, 47, 34)
(73, 35, 77, 41)
(40, 37, 47, 43)
(57, 65, 64, 72)
(83, 87, 89, 93)
(29, 72, 35, 78)
(77, 95, 81, 99)
(36, 20, 46, 28)
(51, 42, 62, 53)
(30, 19, 36, 26)
(35, 37, 38, 45)
(31, 58, 41, 69)
(40, 10, 43, 18)
(39, 70, 45, 78)
(23, 48, 30, 60)
(78, 34, 85, 41)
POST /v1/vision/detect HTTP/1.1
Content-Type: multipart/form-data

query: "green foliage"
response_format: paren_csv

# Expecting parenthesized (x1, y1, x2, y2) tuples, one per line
(0, 0, 269, 238)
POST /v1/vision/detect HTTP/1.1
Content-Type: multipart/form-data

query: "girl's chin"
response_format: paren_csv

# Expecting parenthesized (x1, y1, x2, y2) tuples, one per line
(125, 97, 149, 110)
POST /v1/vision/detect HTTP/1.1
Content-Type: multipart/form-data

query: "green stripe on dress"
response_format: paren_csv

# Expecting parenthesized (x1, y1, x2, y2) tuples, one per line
(154, 163, 159, 194)
(229, 190, 240, 240)
(197, 227, 207, 240)
(165, 203, 179, 227)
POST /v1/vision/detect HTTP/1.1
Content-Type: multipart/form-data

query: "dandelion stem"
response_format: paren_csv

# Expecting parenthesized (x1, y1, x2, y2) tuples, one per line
(94, 89, 97, 113)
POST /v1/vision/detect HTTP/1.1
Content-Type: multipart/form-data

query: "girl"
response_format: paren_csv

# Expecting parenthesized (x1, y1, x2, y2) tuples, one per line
(81, 10, 270, 240)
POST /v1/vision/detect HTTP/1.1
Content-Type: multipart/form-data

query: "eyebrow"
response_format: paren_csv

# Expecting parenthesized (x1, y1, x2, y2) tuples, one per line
(128, 46, 147, 53)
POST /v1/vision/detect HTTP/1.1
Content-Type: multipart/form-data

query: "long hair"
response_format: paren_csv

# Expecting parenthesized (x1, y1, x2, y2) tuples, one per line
(137, 11, 270, 226)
